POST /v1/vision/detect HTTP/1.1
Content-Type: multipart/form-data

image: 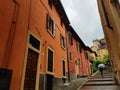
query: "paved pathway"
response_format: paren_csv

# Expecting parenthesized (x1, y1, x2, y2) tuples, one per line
(80, 67, 120, 90)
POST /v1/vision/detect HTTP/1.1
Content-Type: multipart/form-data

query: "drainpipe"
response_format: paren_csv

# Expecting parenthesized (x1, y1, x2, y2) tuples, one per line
(65, 30, 70, 82)
(3, 0, 19, 68)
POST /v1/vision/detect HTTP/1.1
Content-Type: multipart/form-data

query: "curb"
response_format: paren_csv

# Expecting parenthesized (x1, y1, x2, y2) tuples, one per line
(77, 71, 99, 90)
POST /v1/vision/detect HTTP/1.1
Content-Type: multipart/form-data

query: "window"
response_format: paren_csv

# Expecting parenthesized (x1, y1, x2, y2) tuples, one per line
(60, 34, 66, 49)
(84, 51, 88, 60)
(101, 0, 113, 29)
(69, 52, 73, 61)
(111, 0, 120, 17)
(62, 60, 66, 76)
(76, 42, 82, 53)
(29, 35, 40, 50)
(60, 18, 63, 27)
(116, 0, 120, 17)
(47, 48, 54, 73)
(48, 0, 52, 9)
(68, 32, 73, 45)
(78, 59, 82, 66)
(47, 13, 56, 37)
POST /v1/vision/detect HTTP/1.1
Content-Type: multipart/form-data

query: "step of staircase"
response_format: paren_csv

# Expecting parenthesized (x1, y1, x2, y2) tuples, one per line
(85, 81, 116, 86)
(88, 78, 114, 82)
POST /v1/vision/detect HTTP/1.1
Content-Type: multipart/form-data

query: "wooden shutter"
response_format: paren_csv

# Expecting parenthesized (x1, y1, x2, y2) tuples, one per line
(63, 38, 66, 48)
(53, 21, 56, 36)
(60, 34, 62, 46)
(46, 13, 50, 29)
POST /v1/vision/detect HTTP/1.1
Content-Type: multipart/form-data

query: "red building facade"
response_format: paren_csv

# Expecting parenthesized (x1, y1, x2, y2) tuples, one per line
(66, 26, 91, 81)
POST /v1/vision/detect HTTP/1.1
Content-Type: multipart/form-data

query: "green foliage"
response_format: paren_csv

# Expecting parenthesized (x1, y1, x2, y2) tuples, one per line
(92, 55, 110, 73)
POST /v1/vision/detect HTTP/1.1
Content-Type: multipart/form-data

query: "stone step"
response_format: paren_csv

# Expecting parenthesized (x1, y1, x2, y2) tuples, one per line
(88, 78, 114, 82)
(81, 85, 120, 90)
(91, 76, 114, 79)
(85, 81, 116, 86)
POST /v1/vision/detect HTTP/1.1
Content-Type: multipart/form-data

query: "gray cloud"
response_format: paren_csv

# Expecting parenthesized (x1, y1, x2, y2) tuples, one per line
(61, 0, 104, 46)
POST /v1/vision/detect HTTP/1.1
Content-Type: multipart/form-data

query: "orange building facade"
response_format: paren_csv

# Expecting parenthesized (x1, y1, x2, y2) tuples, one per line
(0, 0, 70, 90)
(0, 0, 93, 90)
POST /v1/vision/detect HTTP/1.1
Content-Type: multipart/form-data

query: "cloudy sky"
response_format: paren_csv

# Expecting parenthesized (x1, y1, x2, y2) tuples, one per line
(61, 0, 104, 46)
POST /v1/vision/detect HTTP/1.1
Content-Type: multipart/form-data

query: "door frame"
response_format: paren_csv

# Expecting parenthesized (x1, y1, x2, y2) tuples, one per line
(21, 32, 41, 90)
(75, 62, 79, 77)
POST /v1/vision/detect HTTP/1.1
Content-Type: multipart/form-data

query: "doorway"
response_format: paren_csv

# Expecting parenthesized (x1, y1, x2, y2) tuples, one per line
(46, 74, 53, 90)
(24, 49, 39, 90)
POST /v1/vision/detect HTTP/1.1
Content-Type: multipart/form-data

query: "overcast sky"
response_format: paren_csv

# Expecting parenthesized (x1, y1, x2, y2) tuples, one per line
(61, 0, 104, 46)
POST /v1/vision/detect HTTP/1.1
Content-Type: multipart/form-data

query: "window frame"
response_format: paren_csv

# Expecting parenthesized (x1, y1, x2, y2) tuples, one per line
(68, 32, 73, 46)
(60, 33, 66, 49)
(46, 47, 54, 75)
(101, 0, 113, 29)
(69, 52, 73, 61)
(47, 13, 56, 37)
(76, 41, 82, 53)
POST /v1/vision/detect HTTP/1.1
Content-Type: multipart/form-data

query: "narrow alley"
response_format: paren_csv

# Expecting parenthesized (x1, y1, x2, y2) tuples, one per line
(0, 0, 120, 90)
(80, 67, 120, 90)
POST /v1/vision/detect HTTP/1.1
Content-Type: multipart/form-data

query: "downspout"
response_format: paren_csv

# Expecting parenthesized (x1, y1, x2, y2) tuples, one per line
(3, 0, 19, 68)
(65, 30, 70, 82)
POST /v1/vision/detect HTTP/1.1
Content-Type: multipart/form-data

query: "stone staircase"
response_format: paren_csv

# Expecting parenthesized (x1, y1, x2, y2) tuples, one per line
(80, 67, 120, 90)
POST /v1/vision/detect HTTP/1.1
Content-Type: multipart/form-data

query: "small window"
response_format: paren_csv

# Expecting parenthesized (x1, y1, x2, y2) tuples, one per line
(29, 35, 40, 50)
(116, 0, 120, 16)
(47, 48, 54, 72)
(60, 34, 66, 49)
(68, 32, 73, 45)
(48, 0, 52, 9)
(101, 0, 113, 29)
(60, 18, 63, 27)
(76, 42, 82, 53)
(47, 13, 56, 37)
(69, 52, 73, 61)
(84, 51, 88, 60)
(78, 59, 82, 66)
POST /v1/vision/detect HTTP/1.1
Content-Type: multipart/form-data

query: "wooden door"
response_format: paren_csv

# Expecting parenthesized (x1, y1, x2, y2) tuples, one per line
(76, 64, 79, 77)
(24, 49, 39, 90)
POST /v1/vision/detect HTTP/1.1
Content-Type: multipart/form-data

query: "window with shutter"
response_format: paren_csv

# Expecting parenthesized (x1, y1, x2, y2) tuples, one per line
(116, 0, 120, 17)
(69, 52, 73, 61)
(101, 0, 113, 29)
(47, 13, 56, 37)
(68, 32, 73, 45)
(84, 51, 88, 60)
(111, 0, 120, 16)
(76, 42, 82, 53)
(60, 34, 66, 49)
